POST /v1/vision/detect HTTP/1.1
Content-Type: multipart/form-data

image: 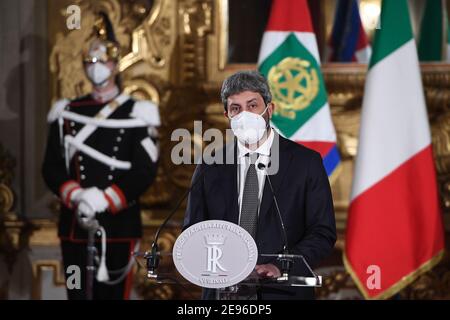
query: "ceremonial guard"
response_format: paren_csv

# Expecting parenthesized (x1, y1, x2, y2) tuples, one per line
(42, 13, 160, 300)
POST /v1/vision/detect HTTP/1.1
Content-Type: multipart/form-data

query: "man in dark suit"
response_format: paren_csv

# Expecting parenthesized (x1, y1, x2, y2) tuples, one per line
(183, 70, 336, 300)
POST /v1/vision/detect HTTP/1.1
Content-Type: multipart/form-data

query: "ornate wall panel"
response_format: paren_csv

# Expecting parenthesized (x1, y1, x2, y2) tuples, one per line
(0, 144, 36, 299)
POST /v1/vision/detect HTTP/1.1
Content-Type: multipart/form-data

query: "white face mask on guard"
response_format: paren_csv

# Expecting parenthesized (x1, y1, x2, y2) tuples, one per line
(86, 63, 112, 86)
(230, 106, 269, 145)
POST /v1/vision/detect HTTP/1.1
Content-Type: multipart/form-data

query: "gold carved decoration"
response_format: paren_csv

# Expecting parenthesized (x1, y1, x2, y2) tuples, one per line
(31, 261, 67, 300)
(316, 269, 361, 300)
(0, 144, 21, 252)
(399, 253, 450, 299)
(119, 0, 169, 72)
(321, 64, 367, 232)
(0, 144, 36, 299)
(424, 64, 450, 215)
(0, 144, 15, 189)
(316, 254, 450, 300)
(0, 184, 13, 217)
(178, 0, 213, 83)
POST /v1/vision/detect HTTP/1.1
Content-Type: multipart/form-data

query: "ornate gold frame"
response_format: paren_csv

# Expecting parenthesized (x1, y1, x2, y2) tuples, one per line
(31, 261, 66, 300)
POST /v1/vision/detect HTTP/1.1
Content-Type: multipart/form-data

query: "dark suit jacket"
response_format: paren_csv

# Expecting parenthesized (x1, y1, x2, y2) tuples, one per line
(183, 133, 337, 300)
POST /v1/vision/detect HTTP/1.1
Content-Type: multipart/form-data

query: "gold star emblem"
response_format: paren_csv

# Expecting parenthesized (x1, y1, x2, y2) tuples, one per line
(268, 57, 319, 120)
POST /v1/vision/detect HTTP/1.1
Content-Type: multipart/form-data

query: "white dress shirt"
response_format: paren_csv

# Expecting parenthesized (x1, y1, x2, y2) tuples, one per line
(237, 129, 274, 224)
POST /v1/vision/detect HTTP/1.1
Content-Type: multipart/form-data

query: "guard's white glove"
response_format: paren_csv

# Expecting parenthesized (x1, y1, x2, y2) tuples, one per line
(77, 187, 109, 213)
(70, 188, 83, 206)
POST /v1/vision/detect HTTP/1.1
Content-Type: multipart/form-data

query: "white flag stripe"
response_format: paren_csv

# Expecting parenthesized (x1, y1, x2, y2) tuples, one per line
(288, 103, 337, 142)
(294, 32, 321, 63)
(258, 32, 320, 65)
(258, 32, 289, 65)
(355, 46, 372, 63)
(447, 44, 450, 61)
(351, 40, 431, 200)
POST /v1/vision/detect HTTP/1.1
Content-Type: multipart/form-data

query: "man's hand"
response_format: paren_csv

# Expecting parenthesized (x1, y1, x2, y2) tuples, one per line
(255, 264, 281, 278)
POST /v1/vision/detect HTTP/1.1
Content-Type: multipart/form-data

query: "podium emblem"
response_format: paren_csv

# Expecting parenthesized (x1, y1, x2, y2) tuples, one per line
(205, 234, 227, 273)
(173, 220, 258, 289)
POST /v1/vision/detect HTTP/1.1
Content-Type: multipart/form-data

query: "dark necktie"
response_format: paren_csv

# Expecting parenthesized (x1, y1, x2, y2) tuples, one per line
(239, 153, 259, 239)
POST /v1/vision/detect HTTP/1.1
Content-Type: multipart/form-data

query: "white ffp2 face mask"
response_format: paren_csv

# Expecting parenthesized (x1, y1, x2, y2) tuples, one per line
(230, 106, 269, 145)
(86, 63, 112, 86)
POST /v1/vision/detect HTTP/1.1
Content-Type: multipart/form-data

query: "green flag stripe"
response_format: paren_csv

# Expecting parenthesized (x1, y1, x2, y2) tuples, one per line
(369, 0, 413, 69)
(418, 0, 444, 61)
(447, 12, 450, 45)
(258, 34, 327, 138)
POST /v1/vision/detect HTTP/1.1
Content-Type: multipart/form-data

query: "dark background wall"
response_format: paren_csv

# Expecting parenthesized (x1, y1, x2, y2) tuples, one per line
(0, 0, 51, 219)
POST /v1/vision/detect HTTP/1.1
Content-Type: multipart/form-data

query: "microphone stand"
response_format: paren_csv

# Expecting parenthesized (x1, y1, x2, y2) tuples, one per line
(257, 163, 292, 281)
(77, 215, 100, 300)
(258, 163, 321, 286)
(145, 164, 212, 279)
(86, 225, 97, 300)
(259, 253, 321, 286)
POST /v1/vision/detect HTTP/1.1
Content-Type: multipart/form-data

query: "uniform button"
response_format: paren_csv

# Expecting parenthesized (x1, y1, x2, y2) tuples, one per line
(80, 165, 85, 171)
(81, 174, 86, 180)
(70, 122, 75, 127)
(116, 137, 122, 142)
(78, 155, 83, 161)
(108, 175, 113, 180)
(72, 130, 76, 135)
(120, 129, 125, 134)
(110, 166, 115, 171)
(112, 156, 116, 159)
(113, 146, 119, 152)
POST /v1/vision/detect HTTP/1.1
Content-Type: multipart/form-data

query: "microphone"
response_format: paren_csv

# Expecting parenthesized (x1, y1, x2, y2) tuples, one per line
(145, 163, 213, 279)
(257, 162, 320, 285)
(257, 162, 289, 253)
(257, 162, 292, 280)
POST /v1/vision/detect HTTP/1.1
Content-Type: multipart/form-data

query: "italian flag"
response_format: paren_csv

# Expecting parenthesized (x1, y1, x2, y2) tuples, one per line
(258, 0, 340, 179)
(418, 0, 450, 62)
(344, 0, 445, 299)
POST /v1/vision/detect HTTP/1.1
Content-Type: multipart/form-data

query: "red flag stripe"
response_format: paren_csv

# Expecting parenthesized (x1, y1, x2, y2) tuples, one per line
(266, 0, 314, 33)
(356, 20, 370, 51)
(296, 141, 335, 158)
(345, 146, 444, 298)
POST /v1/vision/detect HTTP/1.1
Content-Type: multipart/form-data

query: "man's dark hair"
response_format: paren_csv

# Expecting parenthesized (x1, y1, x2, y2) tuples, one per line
(220, 70, 272, 111)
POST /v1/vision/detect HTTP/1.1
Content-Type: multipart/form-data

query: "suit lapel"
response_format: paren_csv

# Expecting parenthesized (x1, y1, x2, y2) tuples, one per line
(258, 133, 292, 228)
(223, 140, 239, 224)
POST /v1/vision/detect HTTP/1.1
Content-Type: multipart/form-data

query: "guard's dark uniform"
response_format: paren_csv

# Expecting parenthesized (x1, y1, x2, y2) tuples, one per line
(42, 93, 159, 299)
